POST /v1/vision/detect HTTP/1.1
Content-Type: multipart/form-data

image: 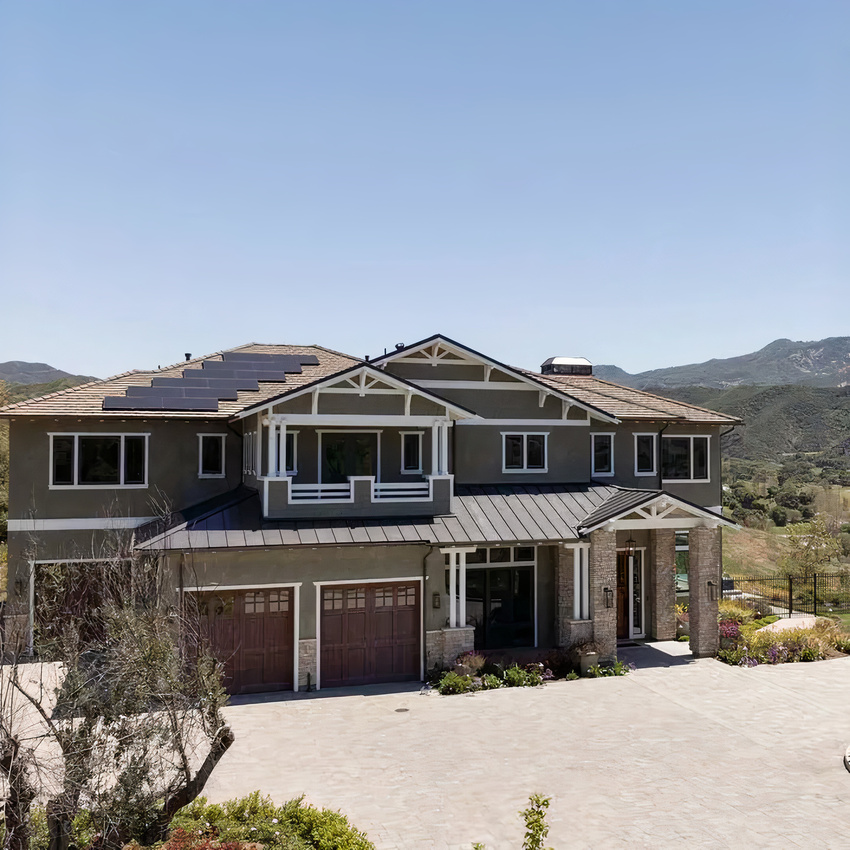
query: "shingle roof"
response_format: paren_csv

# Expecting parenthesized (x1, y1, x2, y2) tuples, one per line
(525, 371, 740, 424)
(0, 343, 360, 419)
(136, 483, 620, 551)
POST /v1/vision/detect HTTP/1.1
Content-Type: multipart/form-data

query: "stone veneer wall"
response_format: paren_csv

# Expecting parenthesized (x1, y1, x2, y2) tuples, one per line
(589, 529, 617, 664)
(555, 547, 575, 646)
(298, 639, 317, 690)
(425, 627, 475, 671)
(689, 527, 721, 658)
(650, 529, 677, 640)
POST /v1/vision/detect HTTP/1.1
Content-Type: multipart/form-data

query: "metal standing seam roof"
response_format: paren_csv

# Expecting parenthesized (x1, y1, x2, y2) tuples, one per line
(0, 344, 360, 419)
(135, 484, 621, 552)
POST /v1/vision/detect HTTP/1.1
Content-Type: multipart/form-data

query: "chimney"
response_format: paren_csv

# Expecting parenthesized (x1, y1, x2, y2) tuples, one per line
(541, 356, 592, 376)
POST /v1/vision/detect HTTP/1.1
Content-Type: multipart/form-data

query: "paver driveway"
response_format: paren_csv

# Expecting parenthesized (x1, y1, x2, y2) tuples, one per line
(205, 643, 850, 848)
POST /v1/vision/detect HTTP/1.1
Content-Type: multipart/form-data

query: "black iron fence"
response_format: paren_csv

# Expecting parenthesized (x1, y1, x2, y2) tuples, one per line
(723, 573, 850, 618)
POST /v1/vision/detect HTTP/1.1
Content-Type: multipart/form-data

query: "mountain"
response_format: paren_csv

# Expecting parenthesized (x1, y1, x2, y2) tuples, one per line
(0, 360, 97, 385)
(595, 337, 850, 390)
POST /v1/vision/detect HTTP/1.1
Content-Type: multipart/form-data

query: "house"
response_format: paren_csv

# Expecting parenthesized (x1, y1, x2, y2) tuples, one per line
(1, 335, 739, 693)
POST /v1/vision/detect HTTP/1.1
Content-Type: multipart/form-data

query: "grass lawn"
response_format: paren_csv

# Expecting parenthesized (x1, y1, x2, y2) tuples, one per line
(828, 612, 850, 634)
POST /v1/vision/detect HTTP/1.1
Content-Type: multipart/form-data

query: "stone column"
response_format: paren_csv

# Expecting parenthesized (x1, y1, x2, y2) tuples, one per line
(689, 526, 721, 658)
(555, 546, 575, 647)
(649, 529, 676, 640)
(589, 529, 617, 665)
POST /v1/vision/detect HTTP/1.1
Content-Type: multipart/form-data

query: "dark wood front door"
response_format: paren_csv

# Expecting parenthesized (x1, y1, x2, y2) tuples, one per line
(616, 553, 629, 639)
(320, 582, 420, 688)
(197, 588, 294, 695)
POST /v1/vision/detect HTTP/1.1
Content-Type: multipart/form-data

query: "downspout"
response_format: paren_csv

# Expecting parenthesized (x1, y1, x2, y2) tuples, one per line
(657, 422, 669, 492)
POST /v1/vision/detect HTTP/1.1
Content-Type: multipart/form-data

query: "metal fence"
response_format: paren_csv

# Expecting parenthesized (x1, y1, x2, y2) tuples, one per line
(722, 573, 850, 618)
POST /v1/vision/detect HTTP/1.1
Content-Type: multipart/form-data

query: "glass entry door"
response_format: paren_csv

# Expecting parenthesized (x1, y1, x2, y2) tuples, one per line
(466, 567, 533, 649)
(616, 550, 645, 640)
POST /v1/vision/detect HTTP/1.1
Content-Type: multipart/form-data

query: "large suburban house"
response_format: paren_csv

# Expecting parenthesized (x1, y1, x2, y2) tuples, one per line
(1, 335, 739, 693)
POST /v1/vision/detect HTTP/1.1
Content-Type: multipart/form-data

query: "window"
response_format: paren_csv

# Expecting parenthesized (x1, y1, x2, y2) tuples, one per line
(400, 432, 423, 474)
(662, 435, 709, 482)
(198, 434, 226, 478)
(274, 431, 298, 475)
(591, 433, 614, 477)
(675, 531, 689, 594)
(634, 433, 657, 476)
(242, 430, 255, 475)
(502, 433, 547, 472)
(49, 433, 148, 488)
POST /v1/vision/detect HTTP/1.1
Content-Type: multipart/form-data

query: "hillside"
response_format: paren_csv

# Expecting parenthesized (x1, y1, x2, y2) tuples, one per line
(595, 336, 850, 390)
(0, 360, 96, 385)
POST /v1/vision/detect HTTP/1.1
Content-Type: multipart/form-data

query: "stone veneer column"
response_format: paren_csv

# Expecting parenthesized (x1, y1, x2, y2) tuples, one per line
(649, 529, 677, 640)
(589, 529, 617, 665)
(689, 526, 721, 658)
(298, 639, 317, 690)
(555, 546, 576, 647)
(425, 627, 475, 671)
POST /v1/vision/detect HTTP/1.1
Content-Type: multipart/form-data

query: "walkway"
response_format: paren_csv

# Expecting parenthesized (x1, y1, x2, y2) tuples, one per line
(205, 644, 850, 848)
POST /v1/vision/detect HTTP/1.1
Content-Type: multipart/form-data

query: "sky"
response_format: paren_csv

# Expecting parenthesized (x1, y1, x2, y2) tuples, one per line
(1, 1, 848, 380)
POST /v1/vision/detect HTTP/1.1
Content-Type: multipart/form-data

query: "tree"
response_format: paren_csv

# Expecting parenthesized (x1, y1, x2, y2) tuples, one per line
(780, 515, 843, 578)
(1, 546, 234, 849)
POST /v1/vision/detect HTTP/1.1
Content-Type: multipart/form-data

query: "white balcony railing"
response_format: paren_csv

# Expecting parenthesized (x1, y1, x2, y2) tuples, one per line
(289, 482, 353, 501)
(372, 481, 431, 500)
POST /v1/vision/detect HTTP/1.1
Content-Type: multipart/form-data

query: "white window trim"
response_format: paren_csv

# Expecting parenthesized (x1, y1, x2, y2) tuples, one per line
(275, 430, 299, 476)
(243, 430, 256, 475)
(48, 432, 150, 490)
(591, 432, 615, 477)
(500, 432, 549, 473)
(399, 431, 424, 475)
(661, 434, 711, 484)
(633, 432, 657, 477)
(198, 433, 226, 479)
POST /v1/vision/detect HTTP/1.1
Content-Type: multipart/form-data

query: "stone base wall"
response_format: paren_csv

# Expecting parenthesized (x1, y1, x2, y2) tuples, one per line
(298, 639, 317, 691)
(555, 547, 575, 646)
(650, 529, 677, 640)
(689, 527, 721, 658)
(425, 627, 475, 671)
(590, 529, 617, 665)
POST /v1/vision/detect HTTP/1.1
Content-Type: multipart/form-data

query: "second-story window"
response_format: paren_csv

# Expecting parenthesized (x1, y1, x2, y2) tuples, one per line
(591, 433, 614, 477)
(198, 434, 226, 478)
(400, 432, 423, 474)
(634, 433, 657, 476)
(50, 433, 148, 488)
(275, 431, 298, 475)
(502, 433, 547, 473)
(662, 435, 709, 481)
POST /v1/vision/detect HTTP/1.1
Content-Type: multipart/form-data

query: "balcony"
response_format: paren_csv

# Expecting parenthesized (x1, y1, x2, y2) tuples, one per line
(260, 474, 454, 519)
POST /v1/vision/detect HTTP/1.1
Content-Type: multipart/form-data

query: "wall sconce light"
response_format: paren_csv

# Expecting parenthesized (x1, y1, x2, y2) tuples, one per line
(707, 580, 719, 602)
(626, 537, 636, 557)
(432, 592, 441, 609)
(603, 586, 614, 608)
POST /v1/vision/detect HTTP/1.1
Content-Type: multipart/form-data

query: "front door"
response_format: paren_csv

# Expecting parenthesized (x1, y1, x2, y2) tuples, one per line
(616, 551, 645, 640)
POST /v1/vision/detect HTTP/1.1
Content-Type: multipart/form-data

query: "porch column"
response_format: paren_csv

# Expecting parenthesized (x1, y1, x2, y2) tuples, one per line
(589, 529, 617, 665)
(448, 550, 458, 628)
(278, 423, 287, 476)
(689, 526, 721, 658)
(649, 529, 676, 640)
(431, 423, 440, 476)
(440, 422, 449, 475)
(267, 421, 277, 477)
(458, 550, 467, 628)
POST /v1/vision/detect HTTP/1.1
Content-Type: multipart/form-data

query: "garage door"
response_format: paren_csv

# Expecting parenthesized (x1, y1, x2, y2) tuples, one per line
(196, 588, 294, 695)
(320, 582, 420, 688)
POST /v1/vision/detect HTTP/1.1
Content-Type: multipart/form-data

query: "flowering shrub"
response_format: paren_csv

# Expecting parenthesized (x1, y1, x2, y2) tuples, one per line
(719, 620, 741, 639)
(716, 618, 843, 667)
(585, 661, 634, 678)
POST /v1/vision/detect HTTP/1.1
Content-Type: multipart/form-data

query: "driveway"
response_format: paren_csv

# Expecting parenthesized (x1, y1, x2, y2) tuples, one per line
(205, 643, 850, 848)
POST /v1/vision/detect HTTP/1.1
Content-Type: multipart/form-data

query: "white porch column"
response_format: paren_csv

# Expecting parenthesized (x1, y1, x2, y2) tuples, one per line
(458, 550, 467, 628)
(573, 548, 581, 620)
(431, 423, 440, 476)
(440, 422, 449, 475)
(448, 551, 458, 628)
(255, 413, 263, 476)
(278, 423, 287, 476)
(267, 420, 277, 477)
(580, 546, 590, 620)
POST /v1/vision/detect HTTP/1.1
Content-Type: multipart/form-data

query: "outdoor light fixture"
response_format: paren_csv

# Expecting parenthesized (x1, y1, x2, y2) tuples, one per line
(432, 592, 441, 609)
(626, 536, 637, 557)
(603, 586, 614, 608)
(707, 580, 719, 602)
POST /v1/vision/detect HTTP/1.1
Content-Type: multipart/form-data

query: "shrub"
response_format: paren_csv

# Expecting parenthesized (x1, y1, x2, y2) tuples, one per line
(503, 665, 531, 687)
(564, 670, 579, 681)
(541, 648, 575, 679)
(436, 670, 473, 695)
(480, 673, 503, 690)
(585, 662, 632, 678)
(454, 650, 486, 676)
(171, 792, 374, 850)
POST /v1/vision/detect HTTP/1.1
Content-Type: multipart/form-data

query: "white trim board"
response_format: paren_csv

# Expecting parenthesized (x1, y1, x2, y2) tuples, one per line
(9, 517, 156, 532)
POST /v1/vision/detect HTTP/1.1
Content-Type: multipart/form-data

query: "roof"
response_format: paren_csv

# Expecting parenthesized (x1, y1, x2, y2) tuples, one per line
(136, 483, 620, 551)
(526, 371, 741, 424)
(577, 487, 735, 533)
(0, 344, 360, 419)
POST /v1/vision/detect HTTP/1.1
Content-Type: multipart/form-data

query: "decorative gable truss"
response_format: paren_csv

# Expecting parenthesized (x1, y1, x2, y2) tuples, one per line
(578, 491, 736, 533)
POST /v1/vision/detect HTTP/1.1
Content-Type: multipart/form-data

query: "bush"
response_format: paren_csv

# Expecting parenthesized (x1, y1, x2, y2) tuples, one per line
(503, 665, 531, 687)
(716, 618, 843, 667)
(585, 661, 632, 678)
(171, 792, 374, 850)
(480, 673, 503, 690)
(436, 670, 473, 695)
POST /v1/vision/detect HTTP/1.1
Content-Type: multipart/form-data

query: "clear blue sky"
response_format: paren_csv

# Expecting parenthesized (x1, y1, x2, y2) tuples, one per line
(2, 1, 848, 379)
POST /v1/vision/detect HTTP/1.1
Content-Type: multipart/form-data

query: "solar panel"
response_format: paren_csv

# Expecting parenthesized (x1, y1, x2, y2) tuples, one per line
(103, 353, 321, 412)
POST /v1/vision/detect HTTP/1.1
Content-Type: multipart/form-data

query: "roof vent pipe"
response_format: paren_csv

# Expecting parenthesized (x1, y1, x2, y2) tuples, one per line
(185, 353, 192, 361)
(395, 343, 404, 350)
(541, 356, 592, 376)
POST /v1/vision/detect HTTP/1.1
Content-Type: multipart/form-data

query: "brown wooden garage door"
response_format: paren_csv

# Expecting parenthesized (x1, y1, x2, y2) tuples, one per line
(196, 588, 294, 695)
(320, 582, 420, 688)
